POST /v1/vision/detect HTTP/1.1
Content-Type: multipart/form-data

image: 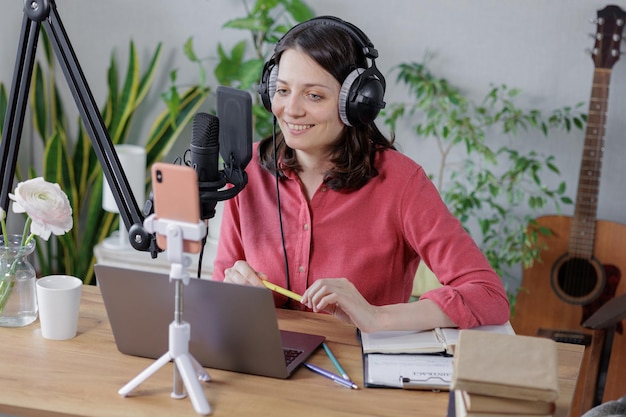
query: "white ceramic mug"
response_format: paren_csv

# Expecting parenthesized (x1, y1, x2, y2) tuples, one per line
(36, 275, 82, 340)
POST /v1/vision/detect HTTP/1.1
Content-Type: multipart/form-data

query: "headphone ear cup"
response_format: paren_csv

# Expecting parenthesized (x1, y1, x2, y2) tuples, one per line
(339, 68, 386, 127)
(267, 65, 278, 110)
(338, 68, 364, 126)
(259, 62, 278, 113)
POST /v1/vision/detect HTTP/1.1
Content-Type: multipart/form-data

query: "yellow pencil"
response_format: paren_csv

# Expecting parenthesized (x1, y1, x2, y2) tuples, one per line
(262, 280, 302, 302)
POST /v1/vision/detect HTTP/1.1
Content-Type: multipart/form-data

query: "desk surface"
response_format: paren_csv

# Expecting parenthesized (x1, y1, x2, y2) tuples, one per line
(0, 286, 583, 417)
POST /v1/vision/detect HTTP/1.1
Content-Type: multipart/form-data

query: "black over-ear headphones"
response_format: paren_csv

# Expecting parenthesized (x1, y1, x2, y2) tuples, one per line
(258, 16, 386, 127)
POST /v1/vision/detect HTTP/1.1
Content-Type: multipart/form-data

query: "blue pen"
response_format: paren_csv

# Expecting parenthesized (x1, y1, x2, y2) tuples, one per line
(303, 362, 358, 389)
(322, 342, 351, 381)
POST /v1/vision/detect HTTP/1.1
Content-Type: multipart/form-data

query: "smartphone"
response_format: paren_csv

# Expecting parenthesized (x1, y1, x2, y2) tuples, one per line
(150, 162, 203, 254)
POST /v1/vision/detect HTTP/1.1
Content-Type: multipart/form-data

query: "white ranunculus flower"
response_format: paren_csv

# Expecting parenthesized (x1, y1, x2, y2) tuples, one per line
(9, 177, 73, 241)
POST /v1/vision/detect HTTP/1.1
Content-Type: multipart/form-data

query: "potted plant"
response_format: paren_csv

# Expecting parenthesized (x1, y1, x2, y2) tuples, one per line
(383, 59, 586, 308)
(0, 30, 209, 284)
(184, 0, 315, 140)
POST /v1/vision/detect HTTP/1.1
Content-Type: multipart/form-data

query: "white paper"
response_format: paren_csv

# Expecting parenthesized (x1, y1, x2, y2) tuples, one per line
(365, 354, 453, 389)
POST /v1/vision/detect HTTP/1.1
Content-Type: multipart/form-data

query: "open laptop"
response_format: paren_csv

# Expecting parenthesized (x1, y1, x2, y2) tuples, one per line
(94, 264, 325, 379)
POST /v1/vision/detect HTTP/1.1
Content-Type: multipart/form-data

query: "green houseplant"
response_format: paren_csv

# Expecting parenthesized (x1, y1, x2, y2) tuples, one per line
(0, 30, 209, 285)
(184, 0, 314, 140)
(383, 60, 586, 305)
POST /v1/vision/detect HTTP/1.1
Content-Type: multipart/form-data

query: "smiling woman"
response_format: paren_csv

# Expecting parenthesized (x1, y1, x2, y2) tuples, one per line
(270, 48, 346, 199)
(213, 16, 510, 335)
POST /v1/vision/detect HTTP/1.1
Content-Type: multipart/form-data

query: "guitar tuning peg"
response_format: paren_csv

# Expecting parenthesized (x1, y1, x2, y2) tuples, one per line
(617, 18, 625, 27)
(589, 32, 601, 41)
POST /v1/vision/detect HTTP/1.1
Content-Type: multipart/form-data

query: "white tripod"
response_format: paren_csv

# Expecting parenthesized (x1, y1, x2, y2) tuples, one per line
(118, 214, 212, 415)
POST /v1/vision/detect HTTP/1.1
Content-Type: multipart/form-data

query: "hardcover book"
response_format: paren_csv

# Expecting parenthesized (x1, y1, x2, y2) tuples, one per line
(451, 330, 559, 402)
(454, 390, 554, 417)
(460, 390, 555, 415)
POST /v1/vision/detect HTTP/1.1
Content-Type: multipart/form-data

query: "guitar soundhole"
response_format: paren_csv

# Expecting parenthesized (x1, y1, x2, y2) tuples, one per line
(551, 254, 606, 305)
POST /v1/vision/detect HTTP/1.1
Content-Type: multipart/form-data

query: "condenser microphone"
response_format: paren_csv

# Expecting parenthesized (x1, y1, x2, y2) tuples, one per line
(170, 87, 252, 222)
(190, 112, 220, 220)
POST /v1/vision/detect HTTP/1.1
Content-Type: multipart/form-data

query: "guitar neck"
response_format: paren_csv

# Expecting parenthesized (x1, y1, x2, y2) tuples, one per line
(570, 68, 612, 257)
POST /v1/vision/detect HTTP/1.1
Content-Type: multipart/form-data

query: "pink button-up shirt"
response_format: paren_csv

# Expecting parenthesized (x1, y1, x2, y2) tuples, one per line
(214, 144, 510, 329)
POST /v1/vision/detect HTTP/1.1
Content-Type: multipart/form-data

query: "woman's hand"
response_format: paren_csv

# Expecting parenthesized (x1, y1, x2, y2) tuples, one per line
(223, 260, 267, 288)
(301, 278, 381, 332)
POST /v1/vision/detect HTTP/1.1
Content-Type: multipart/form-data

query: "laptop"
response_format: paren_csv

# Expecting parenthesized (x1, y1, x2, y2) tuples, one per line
(94, 264, 325, 379)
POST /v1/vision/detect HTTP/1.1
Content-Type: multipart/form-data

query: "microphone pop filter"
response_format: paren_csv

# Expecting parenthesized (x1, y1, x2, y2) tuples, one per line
(217, 86, 252, 169)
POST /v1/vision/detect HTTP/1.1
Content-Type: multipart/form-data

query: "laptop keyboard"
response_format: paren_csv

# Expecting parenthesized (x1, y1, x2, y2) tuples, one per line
(283, 348, 304, 366)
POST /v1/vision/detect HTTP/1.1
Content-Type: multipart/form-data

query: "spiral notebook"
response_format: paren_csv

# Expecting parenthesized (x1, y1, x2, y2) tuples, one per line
(94, 264, 325, 379)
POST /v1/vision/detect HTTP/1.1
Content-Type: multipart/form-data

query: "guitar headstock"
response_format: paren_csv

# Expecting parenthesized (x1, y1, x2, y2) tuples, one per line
(592, 5, 626, 69)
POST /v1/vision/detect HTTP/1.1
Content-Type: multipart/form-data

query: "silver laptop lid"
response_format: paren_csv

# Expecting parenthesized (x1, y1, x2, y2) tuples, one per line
(94, 264, 324, 379)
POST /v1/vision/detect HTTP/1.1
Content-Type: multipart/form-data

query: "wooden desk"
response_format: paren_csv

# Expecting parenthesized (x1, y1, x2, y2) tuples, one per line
(0, 286, 583, 417)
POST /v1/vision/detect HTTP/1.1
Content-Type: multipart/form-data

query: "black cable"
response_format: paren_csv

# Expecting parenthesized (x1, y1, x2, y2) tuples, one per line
(272, 116, 291, 292)
(197, 231, 207, 279)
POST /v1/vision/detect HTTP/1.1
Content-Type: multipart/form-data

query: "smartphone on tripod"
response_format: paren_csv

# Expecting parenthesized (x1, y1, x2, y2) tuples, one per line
(150, 162, 203, 254)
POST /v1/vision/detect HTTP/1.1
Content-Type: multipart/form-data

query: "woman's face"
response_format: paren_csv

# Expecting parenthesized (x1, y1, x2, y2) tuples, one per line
(272, 48, 345, 157)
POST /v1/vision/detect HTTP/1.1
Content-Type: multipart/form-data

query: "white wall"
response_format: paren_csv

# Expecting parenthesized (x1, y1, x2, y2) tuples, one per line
(2, 1, 626, 260)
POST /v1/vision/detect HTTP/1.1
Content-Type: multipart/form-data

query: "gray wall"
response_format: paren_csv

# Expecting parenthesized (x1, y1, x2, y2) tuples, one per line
(2, 1, 626, 281)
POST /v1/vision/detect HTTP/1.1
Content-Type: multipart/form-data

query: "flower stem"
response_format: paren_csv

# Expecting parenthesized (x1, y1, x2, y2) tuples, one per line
(21, 218, 32, 247)
(1, 217, 9, 313)
(0, 279, 15, 314)
(1, 215, 8, 245)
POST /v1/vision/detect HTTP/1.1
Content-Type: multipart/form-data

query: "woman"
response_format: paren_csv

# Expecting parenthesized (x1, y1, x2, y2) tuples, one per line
(213, 16, 510, 333)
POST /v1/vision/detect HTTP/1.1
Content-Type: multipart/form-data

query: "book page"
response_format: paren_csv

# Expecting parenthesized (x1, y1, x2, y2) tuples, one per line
(361, 329, 444, 354)
(440, 321, 515, 354)
(365, 354, 453, 389)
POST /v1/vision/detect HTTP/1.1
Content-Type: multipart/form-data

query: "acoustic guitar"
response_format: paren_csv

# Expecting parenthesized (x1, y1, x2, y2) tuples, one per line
(511, 5, 626, 416)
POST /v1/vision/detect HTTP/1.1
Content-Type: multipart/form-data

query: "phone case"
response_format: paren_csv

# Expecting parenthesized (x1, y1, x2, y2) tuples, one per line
(150, 162, 203, 254)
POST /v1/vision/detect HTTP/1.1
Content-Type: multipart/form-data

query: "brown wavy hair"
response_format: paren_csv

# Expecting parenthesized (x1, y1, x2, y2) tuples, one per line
(258, 21, 395, 191)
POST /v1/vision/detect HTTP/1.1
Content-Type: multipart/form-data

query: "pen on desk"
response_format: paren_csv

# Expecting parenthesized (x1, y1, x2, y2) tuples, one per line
(303, 362, 358, 390)
(322, 342, 351, 381)
(262, 280, 302, 302)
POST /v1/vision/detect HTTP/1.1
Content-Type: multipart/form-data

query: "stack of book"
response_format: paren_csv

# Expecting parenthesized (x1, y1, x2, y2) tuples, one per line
(450, 330, 559, 417)
(360, 322, 514, 390)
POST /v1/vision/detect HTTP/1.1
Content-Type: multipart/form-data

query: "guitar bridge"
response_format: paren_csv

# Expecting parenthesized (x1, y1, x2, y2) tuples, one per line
(537, 329, 592, 346)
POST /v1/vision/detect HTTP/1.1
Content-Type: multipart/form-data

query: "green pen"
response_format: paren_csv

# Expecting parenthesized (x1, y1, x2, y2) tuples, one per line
(322, 342, 351, 381)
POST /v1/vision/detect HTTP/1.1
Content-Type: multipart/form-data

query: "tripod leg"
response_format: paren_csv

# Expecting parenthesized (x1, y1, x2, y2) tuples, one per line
(118, 352, 173, 397)
(191, 356, 211, 382)
(175, 354, 212, 415)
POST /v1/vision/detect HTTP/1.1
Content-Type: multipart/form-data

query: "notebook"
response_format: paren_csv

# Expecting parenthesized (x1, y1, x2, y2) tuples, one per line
(94, 264, 325, 379)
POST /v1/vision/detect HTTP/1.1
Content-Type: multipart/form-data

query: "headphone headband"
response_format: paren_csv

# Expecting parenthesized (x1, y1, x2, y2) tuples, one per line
(277, 16, 380, 61)
(258, 16, 386, 127)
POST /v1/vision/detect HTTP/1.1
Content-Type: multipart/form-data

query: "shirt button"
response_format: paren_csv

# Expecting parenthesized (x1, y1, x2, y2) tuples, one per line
(303, 223, 309, 231)
(298, 266, 305, 273)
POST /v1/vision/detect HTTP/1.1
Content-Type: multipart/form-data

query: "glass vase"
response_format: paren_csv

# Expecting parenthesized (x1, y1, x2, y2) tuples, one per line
(0, 234, 38, 327)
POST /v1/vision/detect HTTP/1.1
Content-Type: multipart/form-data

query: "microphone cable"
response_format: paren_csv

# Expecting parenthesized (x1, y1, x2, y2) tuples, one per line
(272, 116, 292, 295)
(197, 228, 208, 279)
